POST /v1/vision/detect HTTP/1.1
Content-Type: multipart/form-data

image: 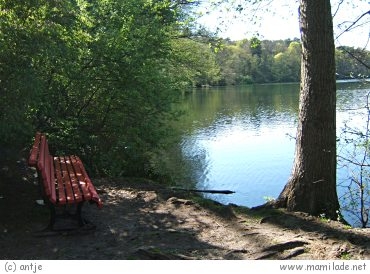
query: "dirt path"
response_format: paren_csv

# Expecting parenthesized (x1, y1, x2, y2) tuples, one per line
(1, 177, 370, 260)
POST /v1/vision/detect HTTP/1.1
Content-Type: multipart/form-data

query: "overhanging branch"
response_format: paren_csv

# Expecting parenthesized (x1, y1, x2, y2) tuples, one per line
(336, 9, 370, 40)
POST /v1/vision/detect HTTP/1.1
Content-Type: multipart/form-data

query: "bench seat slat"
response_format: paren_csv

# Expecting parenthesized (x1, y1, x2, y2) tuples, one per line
(54, 157, 67, 205)
(59, 156, 75, 204)
(75, 156, 103, 208)
(65, 156, 83, 203)
(71, 156, 91, 200)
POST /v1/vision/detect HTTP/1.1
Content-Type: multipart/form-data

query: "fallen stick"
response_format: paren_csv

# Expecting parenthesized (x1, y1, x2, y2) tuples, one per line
(171, 187, 235, 194)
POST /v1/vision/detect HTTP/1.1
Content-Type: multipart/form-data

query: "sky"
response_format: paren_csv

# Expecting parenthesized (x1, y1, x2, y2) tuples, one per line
(196, 0, 370, 49)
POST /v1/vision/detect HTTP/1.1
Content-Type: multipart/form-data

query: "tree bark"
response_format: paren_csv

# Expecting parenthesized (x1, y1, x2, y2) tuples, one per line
(274, 0, 339, 219)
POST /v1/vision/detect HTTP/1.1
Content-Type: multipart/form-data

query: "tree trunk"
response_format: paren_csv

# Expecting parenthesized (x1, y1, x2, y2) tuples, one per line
(274, 0, 339, 219)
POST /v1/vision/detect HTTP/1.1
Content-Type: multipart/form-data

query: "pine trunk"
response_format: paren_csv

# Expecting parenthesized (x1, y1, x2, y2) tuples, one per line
(275, 0, 339, 219)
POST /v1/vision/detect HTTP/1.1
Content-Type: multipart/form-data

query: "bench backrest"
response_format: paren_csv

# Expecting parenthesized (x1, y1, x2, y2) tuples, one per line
(29, 133, 56, 203)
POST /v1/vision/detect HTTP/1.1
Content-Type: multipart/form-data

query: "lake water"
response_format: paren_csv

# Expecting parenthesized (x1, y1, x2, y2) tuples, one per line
(176, 82, 370, 224)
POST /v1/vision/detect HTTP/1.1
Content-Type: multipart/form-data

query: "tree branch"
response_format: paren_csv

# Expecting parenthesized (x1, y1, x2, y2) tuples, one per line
(335, 9, 370, 40)
(171, 187, 235, 194)
(340, 47, 370, 70)
(332, 0, 344, 18)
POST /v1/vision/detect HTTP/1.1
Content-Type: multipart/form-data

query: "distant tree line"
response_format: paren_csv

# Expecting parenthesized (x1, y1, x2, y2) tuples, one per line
(190, 37, 370, 87)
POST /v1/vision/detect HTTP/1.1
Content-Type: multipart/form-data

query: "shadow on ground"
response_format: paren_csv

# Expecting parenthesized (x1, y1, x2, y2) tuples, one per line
(1, 169, 236, 259)
(1, 163, 370, 260)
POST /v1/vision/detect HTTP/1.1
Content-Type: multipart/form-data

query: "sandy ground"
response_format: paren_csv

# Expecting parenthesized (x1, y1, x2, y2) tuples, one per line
(1, 171, 370, 260)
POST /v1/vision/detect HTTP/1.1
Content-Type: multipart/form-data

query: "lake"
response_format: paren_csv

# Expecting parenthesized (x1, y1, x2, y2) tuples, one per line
(175, 81, 370, 225)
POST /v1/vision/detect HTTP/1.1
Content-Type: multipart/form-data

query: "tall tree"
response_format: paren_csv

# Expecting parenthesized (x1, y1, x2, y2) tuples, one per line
(274, 0, 340, 219)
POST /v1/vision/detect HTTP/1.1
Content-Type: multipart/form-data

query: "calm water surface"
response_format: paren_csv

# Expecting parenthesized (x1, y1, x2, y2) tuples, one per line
(177, 82, 370, 212)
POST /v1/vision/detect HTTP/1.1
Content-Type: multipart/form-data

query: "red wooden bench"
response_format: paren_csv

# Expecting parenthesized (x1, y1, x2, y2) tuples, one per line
(28, 132, 102, 230)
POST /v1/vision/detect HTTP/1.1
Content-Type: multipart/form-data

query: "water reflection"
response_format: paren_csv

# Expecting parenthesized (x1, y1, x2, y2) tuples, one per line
(179, 84, 299, 206)
(177, 82, 370, 216)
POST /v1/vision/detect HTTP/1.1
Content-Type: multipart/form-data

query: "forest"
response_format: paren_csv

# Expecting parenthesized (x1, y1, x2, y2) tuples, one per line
(190, 37, 370, 86)
(1, 0, 369, 180)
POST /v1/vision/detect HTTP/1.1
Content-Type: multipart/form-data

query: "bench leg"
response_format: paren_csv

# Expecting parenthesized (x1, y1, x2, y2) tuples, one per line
(76, 202, 96, 230)
(37, 202, 95, 233)
(77, 202, 84, 227)
(48, 204, 56, 229)
(45, 203, 83, 230)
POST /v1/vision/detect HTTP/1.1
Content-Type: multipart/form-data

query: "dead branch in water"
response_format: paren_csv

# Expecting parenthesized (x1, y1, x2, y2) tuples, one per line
(171, 187, 235, 194)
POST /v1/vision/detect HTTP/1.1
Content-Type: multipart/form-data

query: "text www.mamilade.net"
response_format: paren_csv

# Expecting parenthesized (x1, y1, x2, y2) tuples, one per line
(280, 261, 367, 272)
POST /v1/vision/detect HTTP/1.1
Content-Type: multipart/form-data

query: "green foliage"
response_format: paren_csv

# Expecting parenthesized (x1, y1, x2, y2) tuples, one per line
(170, 38, 220, 87)
(272, 41, 301, 82)
(214, 38, 300, 85)
(249, 36, 262, 56)
(0, 0, 203, 178)
(196, 37, 369, 86)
